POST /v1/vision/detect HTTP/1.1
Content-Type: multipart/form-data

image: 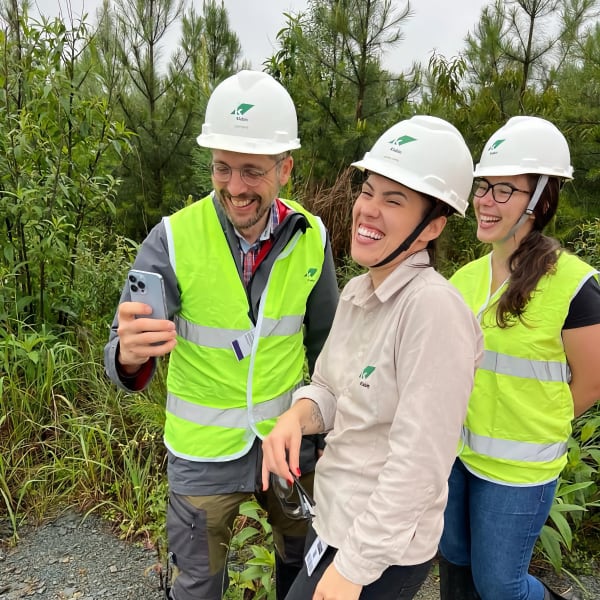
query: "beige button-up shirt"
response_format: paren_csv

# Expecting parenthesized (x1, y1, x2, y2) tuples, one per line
(293, 250, 483, 585)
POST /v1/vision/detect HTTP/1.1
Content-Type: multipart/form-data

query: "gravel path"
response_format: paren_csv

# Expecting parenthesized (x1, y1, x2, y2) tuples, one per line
(0, 511, 163, 599)
(0, 511, 598, 599)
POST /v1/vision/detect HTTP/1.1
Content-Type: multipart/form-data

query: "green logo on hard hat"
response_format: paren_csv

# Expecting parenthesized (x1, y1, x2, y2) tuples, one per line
(389, 135, 416, 146)
(388, 135, 416, 155)
(489, 139, 505, 152)
(232, 103, 254, 116)
(232, 104, 254, 123)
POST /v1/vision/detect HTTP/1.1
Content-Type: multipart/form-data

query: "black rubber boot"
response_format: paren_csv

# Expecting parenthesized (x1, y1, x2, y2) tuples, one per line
(438, 555, 481, 600)
(542, 581, 583, 600)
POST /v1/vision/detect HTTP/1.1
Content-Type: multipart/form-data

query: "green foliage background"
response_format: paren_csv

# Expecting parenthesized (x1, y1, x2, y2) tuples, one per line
(1, 0, 599, 596)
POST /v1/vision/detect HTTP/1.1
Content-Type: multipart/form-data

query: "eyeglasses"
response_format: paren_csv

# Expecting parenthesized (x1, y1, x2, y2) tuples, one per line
(210, 158, 284, 187)
(270, 472, 315, 521)
(472, 178, 531, 204)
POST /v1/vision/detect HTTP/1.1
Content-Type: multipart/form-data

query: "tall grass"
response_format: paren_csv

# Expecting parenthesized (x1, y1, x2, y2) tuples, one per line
(0, 321, 168, 542)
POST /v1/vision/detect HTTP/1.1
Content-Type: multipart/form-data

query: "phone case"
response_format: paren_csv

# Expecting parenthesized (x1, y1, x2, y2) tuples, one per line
(127, 269, 168, 320)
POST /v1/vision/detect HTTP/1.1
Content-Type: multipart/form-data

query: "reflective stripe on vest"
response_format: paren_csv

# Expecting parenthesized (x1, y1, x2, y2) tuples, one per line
(174, 314, 304, 347)
(481, 350, 570, 383)
(462, 427, 569, 463)
(167, 389, 293, 429)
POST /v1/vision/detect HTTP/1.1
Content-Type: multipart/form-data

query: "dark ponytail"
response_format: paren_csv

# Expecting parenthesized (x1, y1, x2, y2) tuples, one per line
(495, 176, 562, 327)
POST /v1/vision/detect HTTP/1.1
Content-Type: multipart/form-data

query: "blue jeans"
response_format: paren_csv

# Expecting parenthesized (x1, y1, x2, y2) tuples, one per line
(439, 459, 558, 600)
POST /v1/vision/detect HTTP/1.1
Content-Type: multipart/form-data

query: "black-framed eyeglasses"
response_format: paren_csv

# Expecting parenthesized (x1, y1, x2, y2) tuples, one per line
(270, 472, 315, 521)
(210, 157, 284, 187)
(472, 177, 531, 204)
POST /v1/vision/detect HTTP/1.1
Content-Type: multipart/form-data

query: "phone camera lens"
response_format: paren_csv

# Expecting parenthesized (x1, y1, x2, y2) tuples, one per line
(128, 274, 136, 283)
(130, 284, 138, 293)
(138, 281, 146, 290)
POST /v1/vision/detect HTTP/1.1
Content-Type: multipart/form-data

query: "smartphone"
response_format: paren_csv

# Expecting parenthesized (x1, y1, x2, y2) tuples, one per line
(127, 269, 168, 320)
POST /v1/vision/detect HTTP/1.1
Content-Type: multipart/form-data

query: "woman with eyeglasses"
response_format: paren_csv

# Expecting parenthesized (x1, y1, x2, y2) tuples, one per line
(261, 116, 484, 600)
(438, 116, 600, 600)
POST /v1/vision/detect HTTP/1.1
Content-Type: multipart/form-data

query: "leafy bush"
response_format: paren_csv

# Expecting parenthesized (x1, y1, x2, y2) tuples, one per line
(0, 17, 131, 328)
(570, 218, 600, 268)
(226, 500, 275, 599)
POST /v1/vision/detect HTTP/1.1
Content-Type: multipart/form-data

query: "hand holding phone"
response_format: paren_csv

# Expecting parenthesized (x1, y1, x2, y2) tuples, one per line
(127, 269, 168, 320)
(117, 270, 174, 370)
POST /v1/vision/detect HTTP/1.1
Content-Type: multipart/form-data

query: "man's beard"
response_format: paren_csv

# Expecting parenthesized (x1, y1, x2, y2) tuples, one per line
(217, 190, 271, 233)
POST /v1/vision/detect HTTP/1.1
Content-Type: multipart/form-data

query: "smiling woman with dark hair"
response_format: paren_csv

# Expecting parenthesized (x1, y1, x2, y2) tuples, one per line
(261, 116, 484, 600)
(439, 116, 600, 600)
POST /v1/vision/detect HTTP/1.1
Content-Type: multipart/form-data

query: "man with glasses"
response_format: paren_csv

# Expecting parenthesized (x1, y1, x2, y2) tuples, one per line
(104, 70, 338, 600)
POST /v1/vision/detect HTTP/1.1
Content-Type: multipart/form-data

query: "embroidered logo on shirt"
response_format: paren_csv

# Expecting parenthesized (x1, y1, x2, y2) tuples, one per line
(305, 267, 319, 282)
(231, 103, 254, 121)
(359, 366, 376, 388)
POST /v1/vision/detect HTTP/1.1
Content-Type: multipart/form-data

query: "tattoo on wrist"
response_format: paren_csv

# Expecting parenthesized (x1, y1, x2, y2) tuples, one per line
(311, 402, 325, 432)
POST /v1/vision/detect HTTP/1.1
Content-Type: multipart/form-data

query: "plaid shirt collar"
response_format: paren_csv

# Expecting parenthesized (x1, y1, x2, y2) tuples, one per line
(236, 201, 281, 284)
(235, 201, 280, 253)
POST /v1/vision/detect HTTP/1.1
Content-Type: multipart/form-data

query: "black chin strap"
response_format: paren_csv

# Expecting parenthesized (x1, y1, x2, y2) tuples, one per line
(371, 203, 444, 268)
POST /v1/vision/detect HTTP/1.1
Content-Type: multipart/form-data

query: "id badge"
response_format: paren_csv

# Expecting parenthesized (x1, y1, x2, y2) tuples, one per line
(305, 535, 328, 576)
(231, 329, 255, 361)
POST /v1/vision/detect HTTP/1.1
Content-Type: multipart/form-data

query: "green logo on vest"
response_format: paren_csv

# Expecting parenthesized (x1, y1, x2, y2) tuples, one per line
(305, 267, 318, 282)
(359, 366, 375, 388)
(232, 103, 254, 121)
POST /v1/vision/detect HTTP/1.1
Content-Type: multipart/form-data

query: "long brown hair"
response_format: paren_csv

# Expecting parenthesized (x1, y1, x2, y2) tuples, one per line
(495, 176, 562, 327)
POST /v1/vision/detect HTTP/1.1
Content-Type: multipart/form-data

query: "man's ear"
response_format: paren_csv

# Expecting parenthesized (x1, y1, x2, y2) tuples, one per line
(278, 155, 294, 185)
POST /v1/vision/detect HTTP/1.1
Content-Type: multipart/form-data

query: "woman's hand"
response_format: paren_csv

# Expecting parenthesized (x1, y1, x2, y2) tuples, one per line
(313, 563, 362, 600)
(261, 398, 324, 490)
(261, 406, 305, 488)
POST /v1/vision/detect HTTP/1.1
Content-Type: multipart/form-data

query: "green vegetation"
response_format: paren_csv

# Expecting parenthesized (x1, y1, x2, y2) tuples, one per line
(226, 501, 276, 600)
(0, 0, 599, 597)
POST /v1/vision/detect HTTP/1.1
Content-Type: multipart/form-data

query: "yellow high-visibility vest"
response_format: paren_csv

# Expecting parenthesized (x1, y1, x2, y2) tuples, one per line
(452, 251, 597, 484)
(163, 195, 326, 461)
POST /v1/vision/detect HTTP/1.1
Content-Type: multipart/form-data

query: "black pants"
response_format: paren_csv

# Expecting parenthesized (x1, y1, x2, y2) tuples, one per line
(285, 524, 432, 600)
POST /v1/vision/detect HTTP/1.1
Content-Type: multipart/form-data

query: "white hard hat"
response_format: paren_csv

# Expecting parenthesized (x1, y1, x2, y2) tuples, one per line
(475, 116, 573, 179)
(351, 115, 473, 216)
(196, 70, 300, 155)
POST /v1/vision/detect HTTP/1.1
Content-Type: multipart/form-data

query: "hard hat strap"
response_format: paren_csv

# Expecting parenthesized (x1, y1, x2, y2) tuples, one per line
(501, 175, 548, 243)
(371, 202, 444, 268)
